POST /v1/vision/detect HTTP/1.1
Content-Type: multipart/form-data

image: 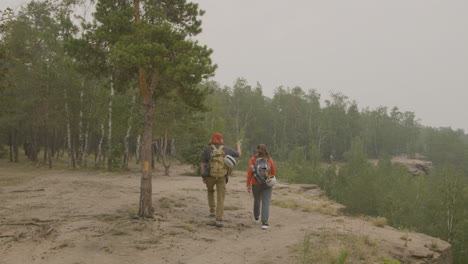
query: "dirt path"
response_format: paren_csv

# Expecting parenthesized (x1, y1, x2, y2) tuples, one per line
(0, 164, 451, 264)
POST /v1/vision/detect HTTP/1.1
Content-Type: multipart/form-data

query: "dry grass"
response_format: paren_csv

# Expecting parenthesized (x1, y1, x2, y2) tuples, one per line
(224, 205, 241, 211)
(272, 198, 339, 216)
(173, 225, 196, 233)
(360, 216, 388, 227)
(292, 229, 382, 264)
(0, 175, 35, 186)
(110, 229, 128, 236)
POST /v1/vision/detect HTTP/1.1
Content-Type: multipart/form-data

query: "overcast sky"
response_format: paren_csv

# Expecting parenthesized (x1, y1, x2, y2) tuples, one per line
(2, 0, 467, 131)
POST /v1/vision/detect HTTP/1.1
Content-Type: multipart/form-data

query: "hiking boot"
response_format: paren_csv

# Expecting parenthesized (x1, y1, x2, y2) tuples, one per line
(215, 221, 224, 228)
(261, 223, 270, 230)
(209, 213, 215, 217)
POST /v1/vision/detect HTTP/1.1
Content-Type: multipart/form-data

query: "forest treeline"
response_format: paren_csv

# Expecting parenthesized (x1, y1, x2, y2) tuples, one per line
(0, 1, 467, 263)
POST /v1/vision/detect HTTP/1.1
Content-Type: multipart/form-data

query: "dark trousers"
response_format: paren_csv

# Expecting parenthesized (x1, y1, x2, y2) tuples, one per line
(252, 184, 272, 224)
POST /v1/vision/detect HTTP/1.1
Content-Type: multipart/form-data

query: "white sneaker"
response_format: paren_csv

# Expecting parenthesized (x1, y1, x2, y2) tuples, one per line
(261, 223, 270, 229)
(254, 218, 260, 224)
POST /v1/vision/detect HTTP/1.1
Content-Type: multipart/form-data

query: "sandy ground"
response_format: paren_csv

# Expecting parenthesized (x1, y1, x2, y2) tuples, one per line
(0, 163, 451, 264)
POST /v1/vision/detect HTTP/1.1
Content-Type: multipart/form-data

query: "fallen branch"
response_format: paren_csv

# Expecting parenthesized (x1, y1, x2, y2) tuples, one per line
(31, 218, 58, 223)
(44, 227, 54, 236)
(3, 222, 42, 226)
(10, 188, 45, 193)
(1, 218, 58, 226)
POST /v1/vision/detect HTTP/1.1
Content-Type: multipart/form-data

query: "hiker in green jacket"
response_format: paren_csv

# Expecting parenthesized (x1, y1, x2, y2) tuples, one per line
(200, 133, 241, 227)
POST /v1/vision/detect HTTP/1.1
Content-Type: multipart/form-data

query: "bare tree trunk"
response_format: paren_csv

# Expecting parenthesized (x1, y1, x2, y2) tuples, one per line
(29, 127, 39, 163)
(64, 89, 73, 167)
(45, 129, 52, 168)
(107, 82, 114, 170)
(77, 88, 84, 166)
(43, 132, 48, 163)
(161, 129, 171, 176)
(95, 123, 105, 168)
(8, 130, 13, 162)
(135, 134, 141, 164)
(83, 123, 89, 168)
(13, 129, 18, 162)
(123, 95, 136, 169)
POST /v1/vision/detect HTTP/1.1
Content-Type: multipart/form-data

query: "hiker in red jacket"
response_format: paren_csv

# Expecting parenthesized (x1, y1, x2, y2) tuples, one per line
(247, 144, 276, 229)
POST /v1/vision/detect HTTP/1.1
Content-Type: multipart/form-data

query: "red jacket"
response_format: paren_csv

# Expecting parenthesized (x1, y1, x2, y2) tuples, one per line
(247, 156, 276, 186)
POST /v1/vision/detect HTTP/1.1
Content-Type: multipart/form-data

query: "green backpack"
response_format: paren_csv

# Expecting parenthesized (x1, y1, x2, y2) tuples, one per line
(210, 145, 227, 178)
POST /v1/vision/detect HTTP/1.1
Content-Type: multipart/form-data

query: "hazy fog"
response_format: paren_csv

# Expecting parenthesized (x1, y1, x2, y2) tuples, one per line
(2, 0, 467, 131)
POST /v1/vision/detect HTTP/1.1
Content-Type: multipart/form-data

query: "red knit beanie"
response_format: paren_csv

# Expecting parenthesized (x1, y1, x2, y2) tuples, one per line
(210, 133, 224, 145)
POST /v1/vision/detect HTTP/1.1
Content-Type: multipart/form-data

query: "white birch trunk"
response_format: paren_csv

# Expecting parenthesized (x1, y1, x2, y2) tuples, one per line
(107, 83, 114, 169)
(64, 89, 72, 167)
(83, 123, 90, 168)
(95, 123, 105, 168)
(170, 138, 175, 156)
(123, 95, 136, 168)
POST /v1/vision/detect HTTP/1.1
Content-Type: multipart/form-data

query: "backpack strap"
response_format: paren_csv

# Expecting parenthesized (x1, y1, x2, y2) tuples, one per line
(211, 144, 224, 152)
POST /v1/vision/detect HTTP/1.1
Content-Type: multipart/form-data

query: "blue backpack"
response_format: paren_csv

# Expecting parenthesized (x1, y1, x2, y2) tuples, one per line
(253, 158, 270, 183)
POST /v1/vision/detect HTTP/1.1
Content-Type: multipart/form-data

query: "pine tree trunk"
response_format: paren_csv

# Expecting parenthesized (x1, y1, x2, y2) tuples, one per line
(135, 0, 157, 218)
(123, 95, 136, 169)
(138, 101, 155, 218)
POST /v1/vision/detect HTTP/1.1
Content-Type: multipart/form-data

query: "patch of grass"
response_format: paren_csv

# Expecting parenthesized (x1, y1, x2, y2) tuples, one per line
(425, 240, 439, 249)
(95, 214, 121, 222)
(272, 199, 339, 216)
(159, 197, 173, 209)
(293, 230, 381, 264)
(361, 216, 387, 227)
(121, 208, 137, 218)
(17, 203, 48, 210)
(71, 180, 113, 190)
(133, 226, 145, 232)
(174, 202, 186, 208)
(382, 258, 401, 264)
(58, 242, 73, 248)
(110, 229, 128, 236)
(0, 175, 35, 186)
(224, 205, 240, 211)
(272, 199, 302, 210)
(180, 171, 198, 176)
(174, 225, 196, 233)
(139, 237, 160, 244)
(134, 245, 148, 250)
